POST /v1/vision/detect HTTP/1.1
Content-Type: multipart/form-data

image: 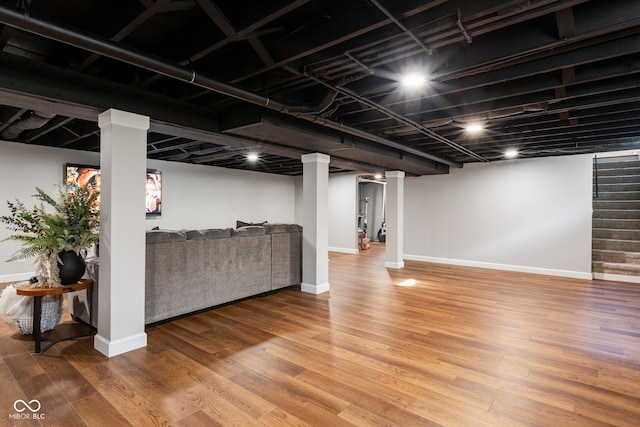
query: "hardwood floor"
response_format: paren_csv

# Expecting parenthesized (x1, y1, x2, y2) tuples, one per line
(2, 243, 640, 426)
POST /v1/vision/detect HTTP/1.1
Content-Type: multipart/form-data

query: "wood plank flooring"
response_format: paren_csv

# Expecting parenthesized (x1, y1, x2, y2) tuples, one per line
(2, 243, 640, 426)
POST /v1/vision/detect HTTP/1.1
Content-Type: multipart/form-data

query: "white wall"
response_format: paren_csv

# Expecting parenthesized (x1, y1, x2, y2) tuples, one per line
(328, 173, 358, 253)
(146, 158, 296, 230)
(0, 141, 297, 281)
(0, 140, 594, 281)
(0, 141, 100, 281)
(294, 176, 303, 225)
(404, 154, 593, 278)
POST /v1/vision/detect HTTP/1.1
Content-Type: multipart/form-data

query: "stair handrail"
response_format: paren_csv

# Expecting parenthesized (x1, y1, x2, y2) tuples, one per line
(593, 156, 599, 199)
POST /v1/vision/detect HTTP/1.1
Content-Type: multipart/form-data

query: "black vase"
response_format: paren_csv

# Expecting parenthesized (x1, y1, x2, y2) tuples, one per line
(58, 251, 86, 285)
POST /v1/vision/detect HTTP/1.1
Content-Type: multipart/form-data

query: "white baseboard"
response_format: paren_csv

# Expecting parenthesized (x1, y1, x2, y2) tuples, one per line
(329, 247, 358, 254)
(593, 272, 640, 284)
(94, 332, 147, 358)
(385, 261, 405, 269)
(404, 254, 593, 280)
(301, 282, 330, 294)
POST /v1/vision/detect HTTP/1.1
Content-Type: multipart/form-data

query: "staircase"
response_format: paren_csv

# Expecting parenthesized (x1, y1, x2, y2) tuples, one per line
(592, 155, 640, 282)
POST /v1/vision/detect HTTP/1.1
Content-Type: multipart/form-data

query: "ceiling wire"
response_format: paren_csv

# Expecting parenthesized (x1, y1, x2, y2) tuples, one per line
(367, 0, 434, 56)
(0, 2, 458, 170)
(325, 54, 488, 162)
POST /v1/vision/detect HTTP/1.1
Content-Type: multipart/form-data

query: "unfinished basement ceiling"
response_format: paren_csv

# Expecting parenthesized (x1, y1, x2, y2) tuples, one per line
(0, 0, 639, 175)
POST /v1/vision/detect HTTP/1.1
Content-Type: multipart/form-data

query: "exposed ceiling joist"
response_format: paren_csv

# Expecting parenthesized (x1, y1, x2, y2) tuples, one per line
(0, 0, 637, 175)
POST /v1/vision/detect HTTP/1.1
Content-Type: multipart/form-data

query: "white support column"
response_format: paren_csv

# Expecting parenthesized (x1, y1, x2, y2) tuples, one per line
(301, 153, 330, 294)
(385, 171, 405, 269)
(94, 109, 149, 357)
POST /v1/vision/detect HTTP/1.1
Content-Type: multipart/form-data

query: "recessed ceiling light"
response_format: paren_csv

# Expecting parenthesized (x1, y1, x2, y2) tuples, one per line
(465, 123, 484, 134)
(400, 73, 427, 89)
(247, 153, 259, 162)
(374, 173, 383, 179)
(505, 149, 519, 159)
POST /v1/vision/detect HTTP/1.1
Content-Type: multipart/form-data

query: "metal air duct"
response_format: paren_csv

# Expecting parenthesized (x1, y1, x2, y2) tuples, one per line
(1, 110, 55, 140)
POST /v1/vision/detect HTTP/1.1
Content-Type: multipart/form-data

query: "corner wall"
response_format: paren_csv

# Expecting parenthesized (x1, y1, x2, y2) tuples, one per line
(328, 173, 358, 254)
(0, 142, 100, 281)
(0, 141, 594, 281)
(404, 154, 593, 279)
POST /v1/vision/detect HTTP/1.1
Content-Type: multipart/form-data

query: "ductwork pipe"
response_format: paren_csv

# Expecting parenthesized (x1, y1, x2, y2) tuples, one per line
(1, 110, 55, 140)
(0, 4, 461, 168)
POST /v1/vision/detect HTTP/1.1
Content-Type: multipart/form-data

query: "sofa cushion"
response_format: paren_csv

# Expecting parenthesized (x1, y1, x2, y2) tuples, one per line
(265, 223, 302, 234)
(146, 230, 186, 244)
(236, 220, 267, 228)
(233, 226, 266, 236)
(186, 228, 232, 240)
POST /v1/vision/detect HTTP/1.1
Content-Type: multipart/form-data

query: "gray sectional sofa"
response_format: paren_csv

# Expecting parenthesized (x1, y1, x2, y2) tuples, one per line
(144, 223, 302, 324)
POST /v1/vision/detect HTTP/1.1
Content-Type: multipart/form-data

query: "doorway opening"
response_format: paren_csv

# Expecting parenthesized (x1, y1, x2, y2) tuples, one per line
(357, 176, 386, 252)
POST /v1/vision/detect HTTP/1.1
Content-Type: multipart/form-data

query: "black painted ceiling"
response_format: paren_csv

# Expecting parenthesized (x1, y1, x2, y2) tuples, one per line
(0, 0, 639, 175)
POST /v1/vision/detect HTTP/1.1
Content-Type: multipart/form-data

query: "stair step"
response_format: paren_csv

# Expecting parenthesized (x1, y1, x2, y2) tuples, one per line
(593, 191, 640, 200)
(595, 182, 640, 192)
(592, 209, 640, 220)
(593, 239, 640, 251)
(592, 249, 640, 263)
(594, 156, 639, 166)
(596, 155, 639, 161)
(592, 228, 640, 240)
(592, 261, 640, 276)
(595, 175, 640, 185)
(593, 200, 640, 210)
(592, 219, 640, 229)
(594, 166, 640, 176)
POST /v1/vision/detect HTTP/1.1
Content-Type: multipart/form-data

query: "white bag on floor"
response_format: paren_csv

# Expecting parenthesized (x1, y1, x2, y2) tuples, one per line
(0, 281, 62, 335)
(0, 282, 30, 322)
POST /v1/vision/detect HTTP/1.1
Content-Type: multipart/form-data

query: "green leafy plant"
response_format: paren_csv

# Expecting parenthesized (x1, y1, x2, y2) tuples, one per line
(1, 183, 99, 287)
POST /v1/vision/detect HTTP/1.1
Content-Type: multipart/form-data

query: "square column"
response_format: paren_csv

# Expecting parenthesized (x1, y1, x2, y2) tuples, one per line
(301, 153, 330, 294)
(385, 171, 405, 269)
(95, 109, 149, 357)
